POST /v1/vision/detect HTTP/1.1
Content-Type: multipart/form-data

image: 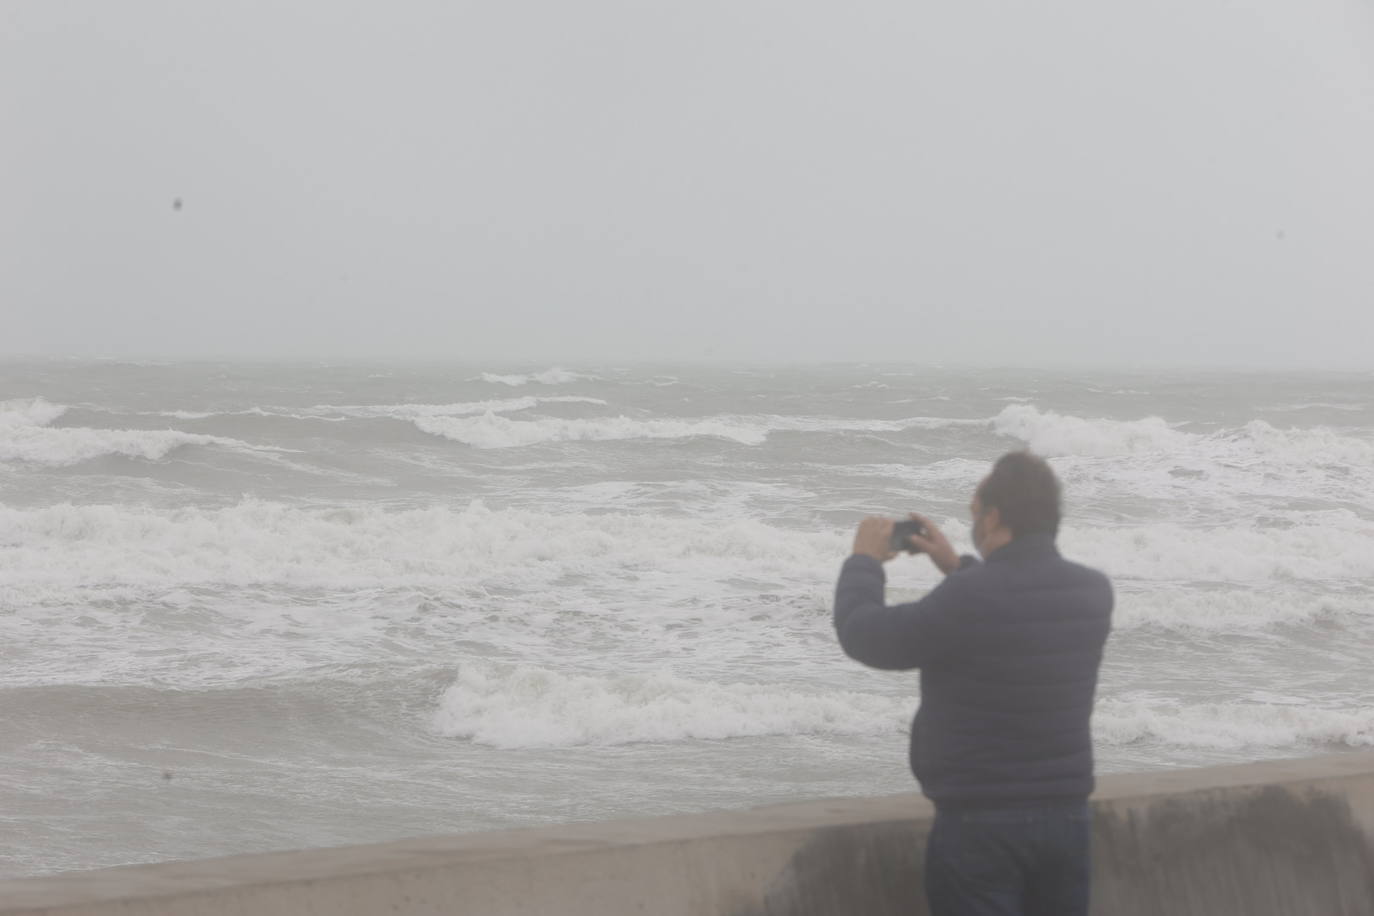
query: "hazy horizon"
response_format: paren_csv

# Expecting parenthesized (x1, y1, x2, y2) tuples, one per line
(5, 1, 1374, 370)
(3, 350, 1373, 376)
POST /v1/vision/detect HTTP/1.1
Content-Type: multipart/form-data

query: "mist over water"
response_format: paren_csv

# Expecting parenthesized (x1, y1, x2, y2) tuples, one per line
(2, 359, 1372, 877)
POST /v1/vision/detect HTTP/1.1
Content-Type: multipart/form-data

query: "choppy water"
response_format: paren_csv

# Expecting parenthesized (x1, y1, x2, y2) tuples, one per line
(1, 359, 1371, 877)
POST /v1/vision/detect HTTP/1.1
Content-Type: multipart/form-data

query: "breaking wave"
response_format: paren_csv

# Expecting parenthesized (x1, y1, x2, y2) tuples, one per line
(431, 665, 1374, 751)
(1061, 514, 1374, 582)
(313, 396, 607, 420)
(2, 499, 1365, 623)
(0, 398, 68, 429)
(991, 404, 1374, 465)
(0, 398, 280, 467)
(431, 663, 909, 748)
(991, 405, 1189, 457)
(1096, 698, 1374, 750)
(411, 413, 981, 449)
(413, 414, 772, 448)
(0, 501, 847, 600)
(478, 368, 583, 386)
(1109, 586, 1372, 632)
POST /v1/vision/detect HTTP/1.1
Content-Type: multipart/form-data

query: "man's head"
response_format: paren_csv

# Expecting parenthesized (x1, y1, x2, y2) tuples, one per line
(970, 451, 1061, 557)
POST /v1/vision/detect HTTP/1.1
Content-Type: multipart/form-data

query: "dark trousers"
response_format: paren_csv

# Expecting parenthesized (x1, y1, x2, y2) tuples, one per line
(924, 802, 1091, 916)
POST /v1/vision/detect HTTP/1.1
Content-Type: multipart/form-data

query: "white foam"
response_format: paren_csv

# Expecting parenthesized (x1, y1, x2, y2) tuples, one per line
(2, 494, 1369, 709)
(1061, 515, 1374, 582)
(991, 405, 1187, 457)
(413, 413, 772, 448)
(1111, 586, 1371, 632)
(133, 399, 605, 424)
(434, 666, 1374, 752)
(153, 410, 217, 420)
(325, 396, 607, 420)
(1232, 419, 1374, 465)
(771, 415, 984, 433)
(0, 501, 854, 686)
(410, 412, 981, 449)
(0, 398, 276, 467)
(1268, 402, 1365, 413)
(431, 662, 909, 748)
(991, 404, 1374, 467)
(0, 397, 68, 429)
(3, 495, 1362, 637)
(241, 407, 349, 421)
(43, 494, 1342, 596)
(1097, 698, 1374, 750)
(479, 368, 582, 387)
(0, 500, 848, 600)
(150, 407, 347, 422)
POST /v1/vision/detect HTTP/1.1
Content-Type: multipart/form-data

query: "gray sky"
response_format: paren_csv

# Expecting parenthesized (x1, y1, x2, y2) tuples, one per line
(4, 0, 1373, 369)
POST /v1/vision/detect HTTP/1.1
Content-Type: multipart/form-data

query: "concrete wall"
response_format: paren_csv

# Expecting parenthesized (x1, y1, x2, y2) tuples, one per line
(2, 752, 1372, 916)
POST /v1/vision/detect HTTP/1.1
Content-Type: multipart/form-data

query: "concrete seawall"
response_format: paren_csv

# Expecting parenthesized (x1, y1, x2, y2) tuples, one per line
(3, 752, 1372, 915)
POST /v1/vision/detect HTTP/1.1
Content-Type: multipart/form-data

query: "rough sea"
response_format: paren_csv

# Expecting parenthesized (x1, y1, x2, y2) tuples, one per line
(1, 359, 1371, 878)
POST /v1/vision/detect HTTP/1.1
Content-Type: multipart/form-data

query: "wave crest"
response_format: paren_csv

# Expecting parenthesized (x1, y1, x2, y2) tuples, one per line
(0, 398, 277, 467)
(1062, 515, 1374, 582)
(992, 405, 1185, 457)
(1097, 698, 1374, 750)
(431, 663, 908, 748)
(0, 397, 68, 429)
(413, 413, 771, 448)
(479, 368, 582, 387)
(0, 501, 848, 598)
(409, 412, 982, 449)
(992, 404, 1374, 466)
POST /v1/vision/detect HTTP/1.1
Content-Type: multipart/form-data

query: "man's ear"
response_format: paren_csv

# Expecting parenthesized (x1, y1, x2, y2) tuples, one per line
(986, 506, 1003, 534)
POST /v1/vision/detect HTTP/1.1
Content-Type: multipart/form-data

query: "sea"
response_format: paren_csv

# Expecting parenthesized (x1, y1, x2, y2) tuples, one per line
(1, 359, 1371, 878)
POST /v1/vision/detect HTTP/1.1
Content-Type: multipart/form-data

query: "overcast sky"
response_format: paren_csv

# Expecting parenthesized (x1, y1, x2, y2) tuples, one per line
(3, 1, 1373, 368)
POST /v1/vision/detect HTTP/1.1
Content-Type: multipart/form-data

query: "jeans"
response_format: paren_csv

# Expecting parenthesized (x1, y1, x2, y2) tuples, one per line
(924, 802, 1092, 916)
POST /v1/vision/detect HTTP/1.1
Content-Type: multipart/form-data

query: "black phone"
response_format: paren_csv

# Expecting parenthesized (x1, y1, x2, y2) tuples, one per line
(890, 519, 928, 554)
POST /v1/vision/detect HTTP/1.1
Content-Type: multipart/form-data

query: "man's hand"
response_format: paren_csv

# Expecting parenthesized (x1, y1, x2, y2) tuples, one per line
(905, 512, 962, 576)
(852, 516, 897, 563)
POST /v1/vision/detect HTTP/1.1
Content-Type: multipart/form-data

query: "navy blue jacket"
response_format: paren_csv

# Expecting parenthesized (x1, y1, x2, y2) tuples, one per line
(834, 533, 1112, 807)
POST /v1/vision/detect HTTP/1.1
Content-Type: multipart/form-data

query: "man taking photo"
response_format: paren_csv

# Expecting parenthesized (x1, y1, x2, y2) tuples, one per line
(834, 451, 1113, 916)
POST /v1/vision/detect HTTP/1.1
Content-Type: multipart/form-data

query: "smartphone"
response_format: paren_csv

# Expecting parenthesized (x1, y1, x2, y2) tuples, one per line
(890, 519, 928, 555)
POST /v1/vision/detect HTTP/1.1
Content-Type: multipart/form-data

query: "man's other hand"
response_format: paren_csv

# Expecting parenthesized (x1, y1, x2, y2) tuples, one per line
(905, 512, 962, 575)
(852, 517, 897, 562)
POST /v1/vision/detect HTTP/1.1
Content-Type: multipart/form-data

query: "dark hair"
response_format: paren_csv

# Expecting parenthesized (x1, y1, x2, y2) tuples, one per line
(977, 451, 1061, 538)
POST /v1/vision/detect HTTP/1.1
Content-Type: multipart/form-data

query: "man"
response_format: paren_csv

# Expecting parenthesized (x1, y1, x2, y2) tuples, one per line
(834, 451, 1112, 916)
